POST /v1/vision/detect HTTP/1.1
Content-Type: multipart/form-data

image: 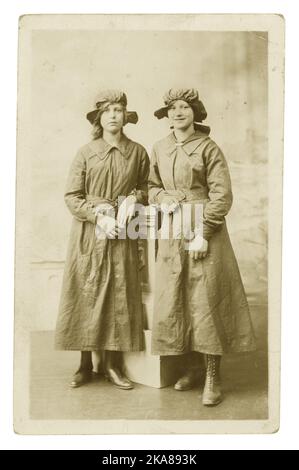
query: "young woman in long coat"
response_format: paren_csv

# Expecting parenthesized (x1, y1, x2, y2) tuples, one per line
(148, 88, 256, 405)
(55, 90, 150, 390)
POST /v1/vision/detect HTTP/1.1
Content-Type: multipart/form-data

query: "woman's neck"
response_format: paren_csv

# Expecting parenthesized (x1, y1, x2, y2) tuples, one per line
(103, 130, 122, 146)
(174, 125, 195, 143)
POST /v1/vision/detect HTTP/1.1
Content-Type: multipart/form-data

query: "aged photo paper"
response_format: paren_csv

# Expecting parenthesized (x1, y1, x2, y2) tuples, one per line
(14, 14, 284, 434)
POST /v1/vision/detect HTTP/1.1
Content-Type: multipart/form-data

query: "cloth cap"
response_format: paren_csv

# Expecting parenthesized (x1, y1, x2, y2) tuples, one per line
(154, 88, 207, 123)
(86, 89, 138, 125)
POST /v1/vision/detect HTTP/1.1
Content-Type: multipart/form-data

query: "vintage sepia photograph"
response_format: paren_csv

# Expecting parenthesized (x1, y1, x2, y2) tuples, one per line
(14, 14, 284, 434)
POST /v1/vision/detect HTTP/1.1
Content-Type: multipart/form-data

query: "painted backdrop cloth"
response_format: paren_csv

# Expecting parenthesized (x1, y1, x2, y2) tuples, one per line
(148, 131, 256, 355)
(55, 135, 150, 351)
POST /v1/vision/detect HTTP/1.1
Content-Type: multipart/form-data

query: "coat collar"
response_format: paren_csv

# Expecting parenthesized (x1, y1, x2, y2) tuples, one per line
(87, 135, 133, 160)
(164, 130, 209, 157)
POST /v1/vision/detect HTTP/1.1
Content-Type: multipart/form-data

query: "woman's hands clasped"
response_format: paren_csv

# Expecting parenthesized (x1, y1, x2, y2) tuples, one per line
(160, 194, 180, 214)
(95, 194, 138, 239)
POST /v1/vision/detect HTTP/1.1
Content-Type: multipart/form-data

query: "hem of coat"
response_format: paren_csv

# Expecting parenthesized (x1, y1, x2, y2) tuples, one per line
(151, 343, 257, 356)
(55, 343, 144, 352)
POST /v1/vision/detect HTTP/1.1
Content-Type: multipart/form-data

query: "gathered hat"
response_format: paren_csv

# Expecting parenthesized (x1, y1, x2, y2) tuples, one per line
(86, 89, 138, 125)
(154, 88, 210, 133)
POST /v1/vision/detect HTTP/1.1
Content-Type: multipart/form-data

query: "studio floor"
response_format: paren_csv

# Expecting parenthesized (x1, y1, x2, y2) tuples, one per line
(30, 330, 268, 421)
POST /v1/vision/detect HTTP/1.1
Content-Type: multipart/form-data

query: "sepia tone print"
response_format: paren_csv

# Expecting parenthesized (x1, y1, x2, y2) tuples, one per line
(14, 14, 284, 434)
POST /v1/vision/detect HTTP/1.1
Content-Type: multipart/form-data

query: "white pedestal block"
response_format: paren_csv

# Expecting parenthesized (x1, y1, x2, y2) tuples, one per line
(123, 330, 185, 389)
(123, 208, 185, 388)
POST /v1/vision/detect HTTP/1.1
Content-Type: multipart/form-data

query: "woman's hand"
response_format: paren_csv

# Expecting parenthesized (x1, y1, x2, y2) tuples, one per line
(160, 195, 180, 214)
(117, 195, 137, 228)
(185, 235, 209, 260)
(96, 214, 122, 239)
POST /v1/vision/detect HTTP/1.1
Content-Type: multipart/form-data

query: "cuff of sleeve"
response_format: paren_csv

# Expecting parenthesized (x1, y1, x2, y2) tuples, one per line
(86, 212, 97, 224)
(203, 222, 225, 240)
(203, 224, 213, 241)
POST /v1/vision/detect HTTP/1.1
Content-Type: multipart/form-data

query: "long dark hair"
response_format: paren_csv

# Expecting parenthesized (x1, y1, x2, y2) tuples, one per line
(92, 110, 104, 140)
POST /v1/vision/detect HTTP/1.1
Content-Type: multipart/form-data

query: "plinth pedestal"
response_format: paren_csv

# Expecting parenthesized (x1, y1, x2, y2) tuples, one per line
(123, 217, 184, 388)
(124, 330, 185, 389)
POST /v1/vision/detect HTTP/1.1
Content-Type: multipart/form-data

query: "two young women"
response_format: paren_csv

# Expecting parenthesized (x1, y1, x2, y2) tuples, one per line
(55, 88, 256, 406)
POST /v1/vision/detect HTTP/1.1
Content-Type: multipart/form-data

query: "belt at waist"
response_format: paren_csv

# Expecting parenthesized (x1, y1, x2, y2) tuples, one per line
(86, 194, 118, 217)
(86, 194, 117, 206)
(163, 188, 208, 202)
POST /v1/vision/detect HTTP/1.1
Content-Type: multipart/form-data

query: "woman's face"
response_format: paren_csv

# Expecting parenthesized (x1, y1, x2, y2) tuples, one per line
(167, 100, 194, 131)
(100, 103, 125, 134)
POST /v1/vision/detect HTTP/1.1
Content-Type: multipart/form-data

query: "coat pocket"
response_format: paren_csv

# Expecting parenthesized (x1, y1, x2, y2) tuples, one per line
(78, 254, 99, 306)
(78, 249, 107, 295)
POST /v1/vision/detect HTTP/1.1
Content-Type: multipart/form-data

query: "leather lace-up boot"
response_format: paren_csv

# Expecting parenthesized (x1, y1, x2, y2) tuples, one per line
(202, 354, 222, 406)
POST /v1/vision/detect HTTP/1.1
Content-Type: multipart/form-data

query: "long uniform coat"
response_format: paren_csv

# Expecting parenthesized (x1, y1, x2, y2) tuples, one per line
(148, 130, 256, 356)
(55, 135, 150, 351)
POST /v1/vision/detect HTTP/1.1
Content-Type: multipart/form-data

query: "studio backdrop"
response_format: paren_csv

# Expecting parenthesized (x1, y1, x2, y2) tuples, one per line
(28, 30, 268, 341)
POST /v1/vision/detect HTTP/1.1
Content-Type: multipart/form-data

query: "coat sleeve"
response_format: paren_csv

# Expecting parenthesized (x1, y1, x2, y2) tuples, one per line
(133, 147, 150, 205)
(148, 146, 167, 204)
(202, 140, 233, 240)
(64, 149, 97, 224)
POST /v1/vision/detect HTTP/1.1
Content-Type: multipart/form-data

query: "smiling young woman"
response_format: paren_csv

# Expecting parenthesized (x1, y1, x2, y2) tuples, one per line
(149, 88, 256, 406)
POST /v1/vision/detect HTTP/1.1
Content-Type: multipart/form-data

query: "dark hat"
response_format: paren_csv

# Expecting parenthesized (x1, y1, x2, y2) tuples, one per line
(154, 88, 207, 123)
(86, 89, 138, 125)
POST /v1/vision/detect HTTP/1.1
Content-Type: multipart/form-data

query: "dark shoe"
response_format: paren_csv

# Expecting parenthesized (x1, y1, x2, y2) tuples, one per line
(202, 355, 222, 406)
(104, 350, 134, 390)
(105, 367, 134, 390)
(174, 369, 201, 391)
(69, 368, 92, 388)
